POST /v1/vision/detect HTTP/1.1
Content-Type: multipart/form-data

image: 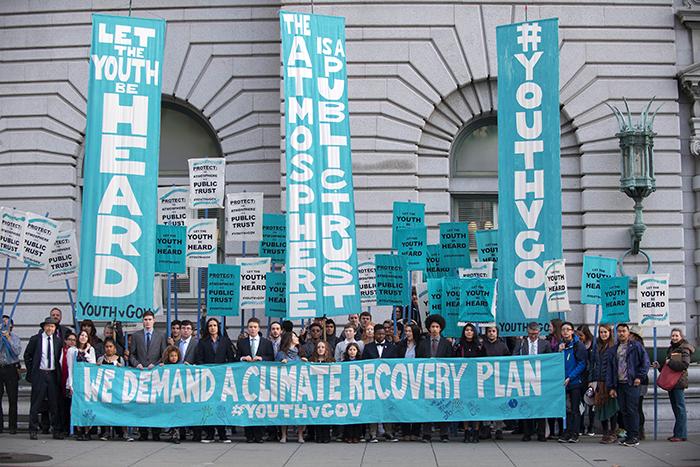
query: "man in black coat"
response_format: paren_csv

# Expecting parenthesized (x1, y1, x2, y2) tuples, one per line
(363, 323, 399, 360)
(237, 317, 274, 442)
(49, 307, 73, 342)
(24, 316, 64, 440)
(416, 314, 453, 442)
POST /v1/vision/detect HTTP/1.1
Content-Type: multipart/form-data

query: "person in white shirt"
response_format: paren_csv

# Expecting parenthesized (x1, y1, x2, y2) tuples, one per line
(178, 320, 197, 364)
(66, 330, 96, 440)
(334, 324, 365, 362)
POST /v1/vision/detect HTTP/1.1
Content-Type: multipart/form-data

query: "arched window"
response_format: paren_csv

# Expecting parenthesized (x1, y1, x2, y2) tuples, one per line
(450, 115, 498, 249)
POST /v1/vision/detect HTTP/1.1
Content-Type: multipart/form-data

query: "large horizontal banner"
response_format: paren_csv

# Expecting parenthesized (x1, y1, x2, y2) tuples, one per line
(281, 11, 361, 318)
(497, 18, 561, 336)
(72, 354, 565, 427)
(77, 14, 165, 322)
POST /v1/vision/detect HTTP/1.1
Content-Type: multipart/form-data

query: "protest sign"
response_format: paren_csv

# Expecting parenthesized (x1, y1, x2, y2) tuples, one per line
(155, 225, 186, 274)
(375, 254, 410, 306)
(415, 282, 429, 323)
(226, 192, 263, 242)
(207, 264, 240, 316)
(19, 212, 59, 269)
(47, 230, 79, 282)
(158, 186, 190, 226)
(600, 276, 629, 324)
(188, 158, 225, 209)
(0, 207, 26, 260)
(439, 223, 471, 269)
(265, 272, 287, 318)
(235, 257, 271, 308)
(358, 257, 377, 306)
(637, 273, 670, 327)
(543, 259, 570, 312)
(392, 201, 424, 249)
(281, 12, 360, 318)
(581, 256, 618, 305)
(72, 354, 565, 426)
(441, 277, 463, 338)
(77, 14, 165, 322)
(475, 229, 499, 277)
(186, 219, 217, 268)
(461, 278, 497, 323)
(459, 261, 493, 279)
(425, 244, 452, 279)
(497, 18, 562, 336)
(260, 214, 286, 264)
(396, 226, 427, 271)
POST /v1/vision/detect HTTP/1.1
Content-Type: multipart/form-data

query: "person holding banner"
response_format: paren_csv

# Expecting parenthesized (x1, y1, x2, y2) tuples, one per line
(481, 326, 510, 440)
(195, 318, 236, 444)
(605, 323, 650, 447)
(24, 316, 64, 440)
(417, 315, 453, 443)
(308, 341, 334, 443)
(396, 323, 422, 441)
(66, 330, 97, 441)
(59, 332, 76, 436)
(342, 342, 363, 443)
(652, 328, 694, 442)
(454, 323, 485, 443)
(589, 324, 619, 444)
(274, 332, 306, 444)
(96, 337, 126, 441)
(0, 315, 21, 435)
(363, 324, 400, 443)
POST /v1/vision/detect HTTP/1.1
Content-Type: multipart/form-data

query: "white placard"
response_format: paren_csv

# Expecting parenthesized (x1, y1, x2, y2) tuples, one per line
(637, 273, 670, 327)
(20, 212, 59, 269)
(186, 219, 217, 268)
(226, 192, 263, 242)
(188, 158, 225, 209)
(458, 261, 493, 279)
(158, 186, 191, 226)
(235, 257, 271, 308)
(415, 281, 429, 324)
(543, 259, 571, 312)
(0, 207, 27, 260)
(47, 229, 79, 282)
(358, 256, 377, 306)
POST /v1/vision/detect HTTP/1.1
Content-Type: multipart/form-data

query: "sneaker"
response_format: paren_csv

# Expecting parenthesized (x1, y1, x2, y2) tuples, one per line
(568, 435, 579, 443)
(421, 435, 431, 443)
(622, 438, 640, 447)
(587, 430, 595, 437)
(221, 438, 232, 444)
(558, 434, 572, 443)
(440, 435, 449, 443)
(99, 435, 109, 441)
(201, 438, 214, 444)
(126, 436, 135, 442)
(368, 436, 379, 443)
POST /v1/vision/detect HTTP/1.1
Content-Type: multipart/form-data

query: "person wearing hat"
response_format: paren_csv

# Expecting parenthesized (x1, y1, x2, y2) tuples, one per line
(605, 323, 650, 447)
(23, 316, 64, 440)
(417, 314, 453, 443)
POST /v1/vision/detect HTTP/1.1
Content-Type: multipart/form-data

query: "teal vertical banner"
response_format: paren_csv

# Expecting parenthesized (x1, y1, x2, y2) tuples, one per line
(440, 277, 463, 338)
(77, 15, 165, 322)
(496, 18, 561, 336)
(392, 202, 425, 249)
(600, 276, 629, 324)
(475, 229, 499, 278)
(425, 244, 453, 279)
(427, 278, 444, 318)
(375, 254, 410, 306)
(396, 226, 427, 271)
(155, 225, 186, 274)
(460, 278, 497, 323)
(281, 12, 360, 319)
(207, 264, 240, 316)
(260, 214, 286, 264)
(439, 223, 471, 269)
(265, 272, 287, 318)
(581, 256, 618, 304)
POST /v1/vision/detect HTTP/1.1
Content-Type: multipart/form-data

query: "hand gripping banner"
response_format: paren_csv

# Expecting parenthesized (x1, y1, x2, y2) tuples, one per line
(281, 12, 361, 318)
(77, 14, 166, 322)
(496, 19, 562, 336)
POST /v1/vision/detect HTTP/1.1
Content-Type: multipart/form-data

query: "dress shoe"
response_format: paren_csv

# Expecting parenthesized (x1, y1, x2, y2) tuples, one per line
(53, 433, 65, 440)
(30, 432, 38, 440)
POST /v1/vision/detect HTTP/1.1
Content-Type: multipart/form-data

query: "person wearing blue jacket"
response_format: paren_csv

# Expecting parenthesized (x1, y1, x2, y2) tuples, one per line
(605, 323, 650, 447)
(557, 321, 588, 444)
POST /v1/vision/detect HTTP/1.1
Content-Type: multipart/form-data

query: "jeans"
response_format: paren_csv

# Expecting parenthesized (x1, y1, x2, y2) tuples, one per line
(668, 388, 687, 439)
(617, 383, 640, 440)
(565, 387, 582, 437)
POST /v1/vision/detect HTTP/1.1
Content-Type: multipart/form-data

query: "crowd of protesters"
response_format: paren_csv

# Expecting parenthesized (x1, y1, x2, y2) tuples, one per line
(0, 303, 693, 446)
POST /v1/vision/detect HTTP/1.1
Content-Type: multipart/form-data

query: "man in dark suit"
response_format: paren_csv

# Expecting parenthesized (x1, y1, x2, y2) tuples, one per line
(417, 314, 453, 442)
(513, 322, 551, 441)
(178, 320, 198, 365)
(238, 317, 274, 442)
(49, 307, 73, 343)
(129, 310, 167, 441)
(363, 323, 400, 442)
(24, 316, 64, 440)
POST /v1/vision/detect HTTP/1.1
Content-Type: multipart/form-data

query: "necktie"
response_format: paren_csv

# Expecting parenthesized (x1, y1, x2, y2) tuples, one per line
(47, 336, 52, 370)
(146, 332, 151, 350)
(179, 340, 186, 363)
(431, 338, 438, 357)
(251, 338, 258, 357)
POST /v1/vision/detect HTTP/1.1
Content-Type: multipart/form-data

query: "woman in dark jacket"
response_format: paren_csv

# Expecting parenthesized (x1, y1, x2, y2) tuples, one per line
(589, 324, 619, 444)
(396, 323, 421, 440)
(454, 323, 485, 443)
(653, 328, 695, 442)
(194, 318, 236, 443)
